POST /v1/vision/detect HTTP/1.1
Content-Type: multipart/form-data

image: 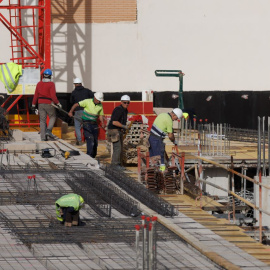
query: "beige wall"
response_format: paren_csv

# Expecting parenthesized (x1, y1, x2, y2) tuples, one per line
(1, 1, 270, 93)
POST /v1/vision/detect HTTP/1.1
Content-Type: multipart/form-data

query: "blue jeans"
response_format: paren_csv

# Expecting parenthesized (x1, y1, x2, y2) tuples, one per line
(148, 135, 165, 164)
(74, 110, 83, 141)
(83, 122, 98, 158)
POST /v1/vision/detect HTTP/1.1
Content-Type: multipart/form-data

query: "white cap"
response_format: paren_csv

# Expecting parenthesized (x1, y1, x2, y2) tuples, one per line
(121, 95, 130, 101)
(94, 92, 104, 102)
(172, 108, 183, 119)
(73, 78, 82, 84)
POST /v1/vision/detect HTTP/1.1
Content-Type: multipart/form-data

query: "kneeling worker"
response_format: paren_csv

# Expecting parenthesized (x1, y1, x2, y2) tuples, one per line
(55, 193, 84, 227)
(148, 108, 182, 171)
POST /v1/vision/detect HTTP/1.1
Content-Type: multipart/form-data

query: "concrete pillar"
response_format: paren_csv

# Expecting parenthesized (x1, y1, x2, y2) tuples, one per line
(254, 176, 270, 227)
(204, 168, 228, 197)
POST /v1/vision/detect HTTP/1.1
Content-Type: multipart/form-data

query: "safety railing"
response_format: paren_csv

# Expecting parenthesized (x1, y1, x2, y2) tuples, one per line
(191, 154, 270, 243)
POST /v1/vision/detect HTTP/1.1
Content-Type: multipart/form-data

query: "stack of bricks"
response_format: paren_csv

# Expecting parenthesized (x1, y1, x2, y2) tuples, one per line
(122, 122, 149, 164)
(52, 0, 137, 24)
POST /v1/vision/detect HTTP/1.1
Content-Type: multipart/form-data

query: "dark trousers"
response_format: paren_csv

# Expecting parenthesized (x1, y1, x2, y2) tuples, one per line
(148, 134, 165, 164)
(83, 122, 98, 158)
(62, 207, 79, 223)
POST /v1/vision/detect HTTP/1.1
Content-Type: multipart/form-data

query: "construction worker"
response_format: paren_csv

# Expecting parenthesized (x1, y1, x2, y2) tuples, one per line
(31, 69, 62, 141)
(148, 108, 183, 171)
(70, 78, 94, 145)
(68, 92, 105, 158)
(107, 95, 130, 167)
(55, 193, 84, 227)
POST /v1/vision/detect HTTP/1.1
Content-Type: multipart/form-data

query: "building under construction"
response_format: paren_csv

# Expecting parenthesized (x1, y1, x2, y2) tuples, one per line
(1, 1, 270, 269)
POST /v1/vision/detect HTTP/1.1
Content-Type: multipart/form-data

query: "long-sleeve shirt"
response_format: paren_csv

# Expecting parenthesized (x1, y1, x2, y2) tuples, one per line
(32, 80, 59, 105)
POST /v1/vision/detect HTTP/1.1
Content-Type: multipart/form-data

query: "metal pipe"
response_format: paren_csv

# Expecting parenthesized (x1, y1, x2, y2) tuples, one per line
(257, 116, 261, 175)
(148, 222, 153, 270)
(231, 156, 235, 223)
(217, 124, 219, 155)
(241, 167, 244, 194)
(268, 117, 270, 176)
(152, 217, 157, 270)
(212, 123, 215, 156)
(243, 168, 247, 202)
(193, 118, 196, 145)
(262, 117, 266, 176)
(141, 216, 147, 270)
(259, 170, 262, 243)
(135, 225, 141, 270)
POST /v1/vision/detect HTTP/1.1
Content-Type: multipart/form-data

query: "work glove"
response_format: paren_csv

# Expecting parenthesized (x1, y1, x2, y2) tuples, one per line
(31, 104, 36, 112)
(57, 103, 62, 109)
(122, 124, 128, 130)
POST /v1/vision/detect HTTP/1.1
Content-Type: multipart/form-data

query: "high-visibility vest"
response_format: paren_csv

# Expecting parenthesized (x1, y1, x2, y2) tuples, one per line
(0, 62, 22, 93)
(55, 194, 84, 222)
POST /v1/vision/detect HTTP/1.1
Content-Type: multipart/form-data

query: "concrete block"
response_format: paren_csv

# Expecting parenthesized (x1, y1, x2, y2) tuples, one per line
(4, 142, 36, 151)
(11, 129, 23, 141)
(61, 121, 69, 134)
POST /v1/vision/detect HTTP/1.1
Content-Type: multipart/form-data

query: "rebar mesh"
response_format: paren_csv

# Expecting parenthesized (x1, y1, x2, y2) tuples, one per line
(103, 165, 177, 217)
(0, 211, 182, 247)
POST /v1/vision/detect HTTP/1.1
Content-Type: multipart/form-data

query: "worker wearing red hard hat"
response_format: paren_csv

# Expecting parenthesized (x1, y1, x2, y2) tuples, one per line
(149, 108, 182, 171)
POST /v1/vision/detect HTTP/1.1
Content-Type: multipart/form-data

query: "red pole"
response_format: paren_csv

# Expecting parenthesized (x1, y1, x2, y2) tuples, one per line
(137, 147, 141, 176)
(44, 0, 51, 69)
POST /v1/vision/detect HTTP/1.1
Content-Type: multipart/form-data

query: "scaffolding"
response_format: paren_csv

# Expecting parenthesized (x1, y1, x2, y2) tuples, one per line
(0, 0, 51, 121)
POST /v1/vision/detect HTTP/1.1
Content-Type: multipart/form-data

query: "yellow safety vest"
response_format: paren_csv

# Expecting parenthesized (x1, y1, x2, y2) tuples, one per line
(0, 62, 22, 93)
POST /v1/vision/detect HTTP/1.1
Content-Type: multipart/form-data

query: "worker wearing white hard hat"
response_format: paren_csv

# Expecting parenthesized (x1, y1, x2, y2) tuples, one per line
(68, 91, 105, 158)
(70, 78, 94, 145)
(107, 94, 131, 168)
(94, 92, 104, 102)
(148, 108, 182, 172)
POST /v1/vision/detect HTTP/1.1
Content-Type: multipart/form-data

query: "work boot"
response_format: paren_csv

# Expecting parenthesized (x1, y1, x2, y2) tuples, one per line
(45, 129, 54, 137)
(112, 164, 125, 171)
(76, 140, 84, 146)
(64, 222, 72, 227)
(72, 221, 78, 226)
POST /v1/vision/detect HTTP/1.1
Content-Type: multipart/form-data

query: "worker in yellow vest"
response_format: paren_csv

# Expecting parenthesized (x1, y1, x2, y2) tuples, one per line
(149, 108, 183, 171)
(0, 62, 22, 93)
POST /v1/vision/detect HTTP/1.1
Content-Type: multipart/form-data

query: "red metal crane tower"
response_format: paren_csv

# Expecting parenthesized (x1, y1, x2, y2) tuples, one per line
(0, 0, 51, 126)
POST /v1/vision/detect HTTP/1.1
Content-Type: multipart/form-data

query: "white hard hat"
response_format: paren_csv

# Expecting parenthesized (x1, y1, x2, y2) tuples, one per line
(121, 95, 130, 101)
(172, 108, 183, 119)
(73, 78, 82, 84)
(94, 92, 104, 102)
